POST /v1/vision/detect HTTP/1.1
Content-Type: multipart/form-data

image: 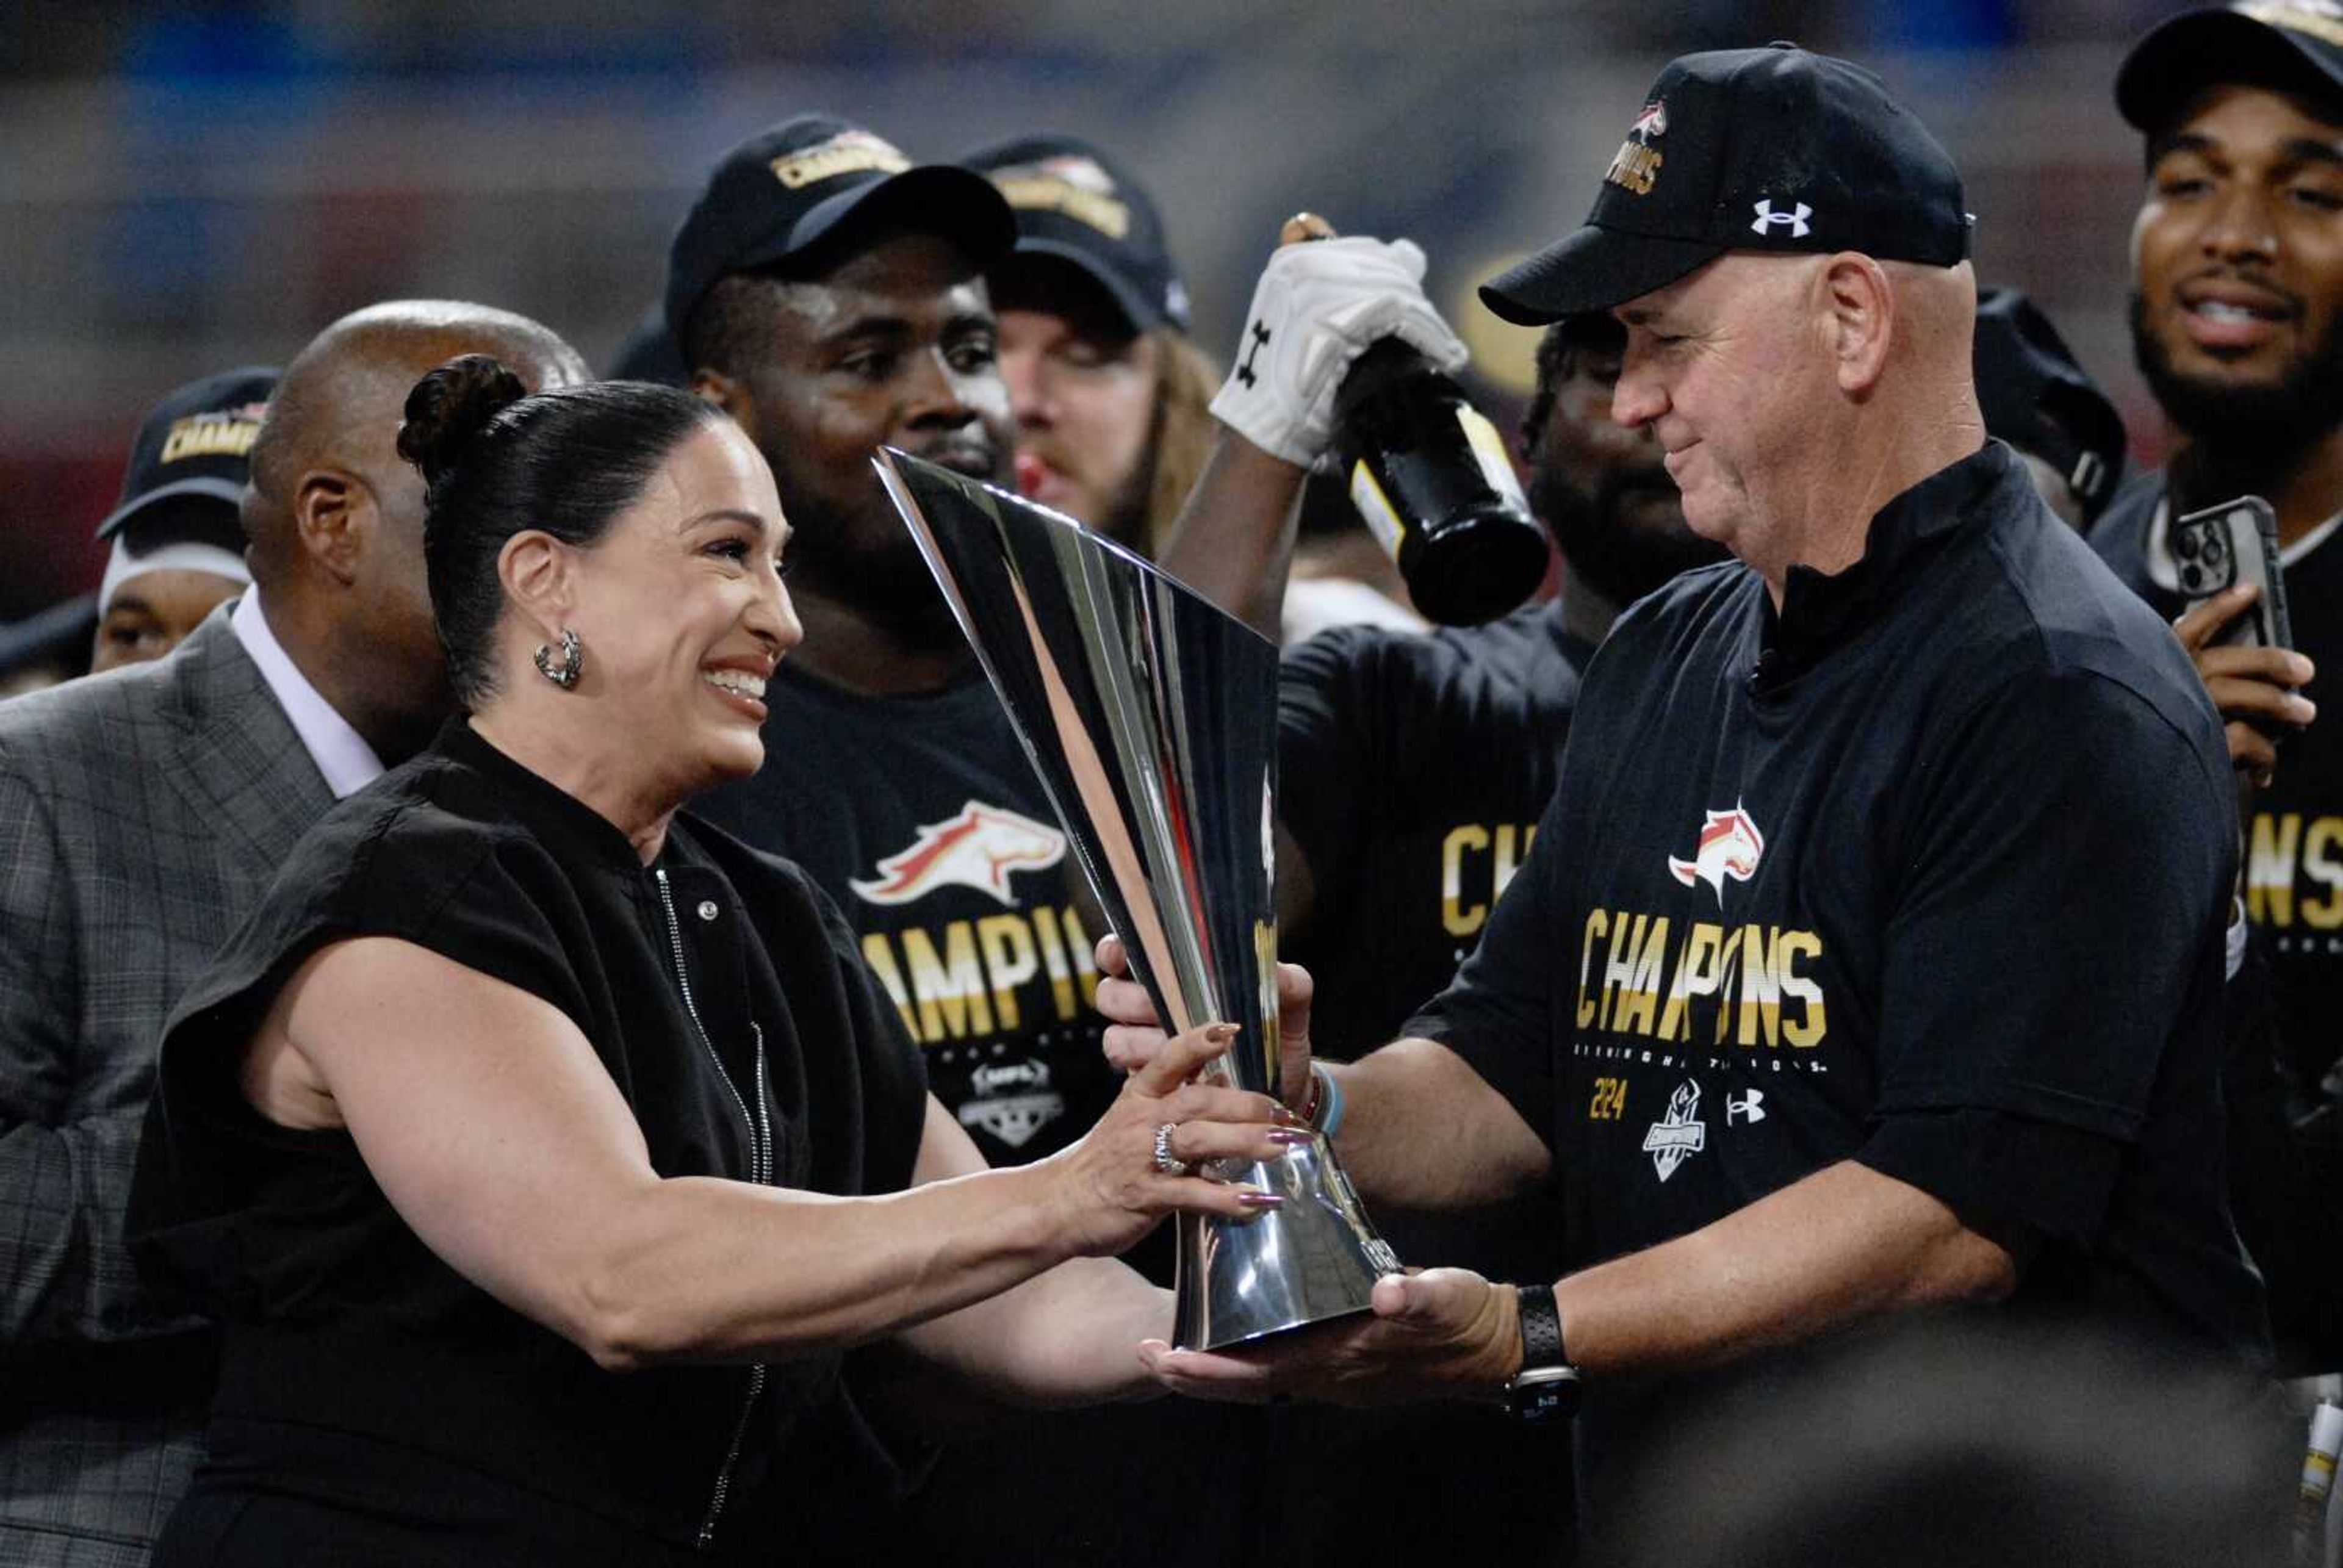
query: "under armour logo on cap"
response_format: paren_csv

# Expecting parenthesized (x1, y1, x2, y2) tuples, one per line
(1481, 45, 1972, 325)
(1752, 200, 1813, 238)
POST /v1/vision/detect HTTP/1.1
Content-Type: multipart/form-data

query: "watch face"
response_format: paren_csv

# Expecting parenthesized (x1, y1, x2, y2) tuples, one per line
(1508, 1367, 1581, 1423)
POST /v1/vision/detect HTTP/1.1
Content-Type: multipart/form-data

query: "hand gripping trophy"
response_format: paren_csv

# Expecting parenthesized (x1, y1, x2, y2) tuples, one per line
(876, 448, 1399, 1350)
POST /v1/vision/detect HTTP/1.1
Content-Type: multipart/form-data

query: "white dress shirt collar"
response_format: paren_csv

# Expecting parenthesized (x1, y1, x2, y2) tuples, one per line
(231, 588, 386, 799)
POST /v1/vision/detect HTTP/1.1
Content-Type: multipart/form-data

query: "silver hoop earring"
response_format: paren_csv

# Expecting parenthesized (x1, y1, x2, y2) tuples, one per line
(532, 628, 583, 689)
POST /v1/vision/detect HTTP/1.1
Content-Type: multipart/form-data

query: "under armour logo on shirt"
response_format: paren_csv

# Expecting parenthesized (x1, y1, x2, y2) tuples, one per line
(1751, 200, 1813, 239)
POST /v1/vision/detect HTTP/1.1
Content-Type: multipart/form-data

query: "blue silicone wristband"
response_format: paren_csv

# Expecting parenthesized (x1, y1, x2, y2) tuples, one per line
(1311, 1061, 1345, 1140)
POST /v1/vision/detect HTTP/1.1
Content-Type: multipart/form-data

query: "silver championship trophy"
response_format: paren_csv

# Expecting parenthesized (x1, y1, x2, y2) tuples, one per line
(875, 447, 1400, 1351)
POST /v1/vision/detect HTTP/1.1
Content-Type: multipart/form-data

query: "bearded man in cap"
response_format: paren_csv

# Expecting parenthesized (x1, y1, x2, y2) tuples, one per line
(960, 134, 1220, 558)
(2095, 3, 2343, 1371)
(1102, 43, 2267, 1508)
(0, 304, 585, 1565)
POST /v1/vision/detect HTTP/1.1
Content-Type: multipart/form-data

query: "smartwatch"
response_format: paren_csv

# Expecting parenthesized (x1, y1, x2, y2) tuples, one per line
(1503, 1284, 1580, 1423)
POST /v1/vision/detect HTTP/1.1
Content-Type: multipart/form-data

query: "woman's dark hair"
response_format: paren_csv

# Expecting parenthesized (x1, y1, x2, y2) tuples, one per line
(396, 354, 724, 705)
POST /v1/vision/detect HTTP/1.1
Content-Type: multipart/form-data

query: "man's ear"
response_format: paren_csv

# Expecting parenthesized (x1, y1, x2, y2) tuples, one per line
(497, 530, 575, 646)
(290, 469, 370, 586)
(693, 368, 751, 426)
(1820, 254, 1894, 396)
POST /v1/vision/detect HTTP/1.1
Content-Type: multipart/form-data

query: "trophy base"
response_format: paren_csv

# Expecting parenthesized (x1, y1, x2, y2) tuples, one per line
(1172, 1129, 1402, 1352)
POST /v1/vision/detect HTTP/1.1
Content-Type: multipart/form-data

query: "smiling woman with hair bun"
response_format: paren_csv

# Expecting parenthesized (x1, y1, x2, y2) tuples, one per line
(124, 354, 1287, 1565)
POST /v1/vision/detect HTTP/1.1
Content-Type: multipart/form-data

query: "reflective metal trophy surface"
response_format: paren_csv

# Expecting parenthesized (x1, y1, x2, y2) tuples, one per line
(875, 447, 1400, 1351)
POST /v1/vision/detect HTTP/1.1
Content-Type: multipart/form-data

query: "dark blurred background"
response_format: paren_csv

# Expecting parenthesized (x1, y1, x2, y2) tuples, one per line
(1, 1, 2184, 620)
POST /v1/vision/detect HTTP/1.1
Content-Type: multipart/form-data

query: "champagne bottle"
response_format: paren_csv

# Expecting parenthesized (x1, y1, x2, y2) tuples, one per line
(1331, 339, 1550, 626)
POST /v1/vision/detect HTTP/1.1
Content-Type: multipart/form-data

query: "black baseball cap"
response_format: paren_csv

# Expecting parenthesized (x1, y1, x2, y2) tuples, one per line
(959, 134, 1192, 333)
(1482, 43, 1973, 325)
(94, 366, 275, 541)
(1972, 288, 2129, 524)
(665, 114, 1016, 359)
(2117, 5, 2343, 134)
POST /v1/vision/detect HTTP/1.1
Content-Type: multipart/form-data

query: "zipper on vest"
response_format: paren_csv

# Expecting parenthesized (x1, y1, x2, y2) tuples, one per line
(653, 868, 773, 1550)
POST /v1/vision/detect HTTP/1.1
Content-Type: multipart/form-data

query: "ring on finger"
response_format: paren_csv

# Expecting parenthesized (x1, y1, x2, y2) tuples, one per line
(1152, 1121, 1190, 1177)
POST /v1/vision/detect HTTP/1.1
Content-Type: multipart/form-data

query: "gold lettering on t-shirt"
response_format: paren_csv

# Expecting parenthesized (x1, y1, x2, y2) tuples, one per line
(2301, 818, 2343, 930)
(1441, 821, 1539, 938)
(2249, 811, 2303, 927)
(1442, 824, 1491, 936)
(902, 925, 995, 1040)
(1735, 925, 1783, 1047)
(1777, 931, 1826, 1046)
(1657, 921, 1723, 1042)
(863, 908, 1100, 1046)
(1576, 908, 1609, 1028)
(1600, 913, 1644, 1032)
(1575, 907, 1827, 1051)
(975, 915, 1039, 1030)
(861, 933, 916, 1037)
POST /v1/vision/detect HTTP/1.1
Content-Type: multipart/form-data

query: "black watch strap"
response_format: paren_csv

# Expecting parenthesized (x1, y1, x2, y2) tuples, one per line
(1517, 1284, 1566, 1370)
(1505, 1285, 1578, 1424)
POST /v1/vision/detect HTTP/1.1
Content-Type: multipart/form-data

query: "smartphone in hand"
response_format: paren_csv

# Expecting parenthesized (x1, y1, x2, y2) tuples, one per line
(2173, 496, 2294, 651)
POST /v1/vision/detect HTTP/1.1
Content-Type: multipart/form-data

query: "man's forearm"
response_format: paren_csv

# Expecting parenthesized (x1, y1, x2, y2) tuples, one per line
(1156, 431, 1309, 641)
(1554, 1159, 2018, 1378)
(1329, 1037, 1552, 1211)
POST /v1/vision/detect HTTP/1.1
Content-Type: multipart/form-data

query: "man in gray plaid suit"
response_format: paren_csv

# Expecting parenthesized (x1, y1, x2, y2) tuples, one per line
(0, 300, 585, 1565)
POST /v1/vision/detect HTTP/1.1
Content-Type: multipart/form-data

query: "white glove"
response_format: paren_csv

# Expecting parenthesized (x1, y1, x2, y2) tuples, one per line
(1209, 236, 1469, 468)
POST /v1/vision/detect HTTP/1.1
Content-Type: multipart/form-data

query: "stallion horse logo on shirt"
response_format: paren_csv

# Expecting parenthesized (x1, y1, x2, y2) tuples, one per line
(851, 801, 1068, 907)
(1667, 803, 1765, 907)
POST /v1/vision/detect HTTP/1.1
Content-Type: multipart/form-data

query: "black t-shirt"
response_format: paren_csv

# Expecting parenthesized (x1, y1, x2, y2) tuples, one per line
(695, 661, 1264, 1568)
(2092, 474, 2343, 1367)
(1416, 444, 2267, 1376)
(1279, 601, 1593, 1060)
(2093, 475, 2343, 1090)
(1269, 605, 1590, 1564)
(696, 663, 1116, 1167)
(125, 719, 929, 1563)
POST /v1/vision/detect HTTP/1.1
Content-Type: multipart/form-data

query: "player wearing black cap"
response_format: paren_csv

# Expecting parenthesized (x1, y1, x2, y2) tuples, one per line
(88, 369, 272, 675)
(2093, 2, 2343, 1372)
(669, 115, 1273, 1568)
(1102, 45, 2266, 1516)
(959, 134, 1218, 559)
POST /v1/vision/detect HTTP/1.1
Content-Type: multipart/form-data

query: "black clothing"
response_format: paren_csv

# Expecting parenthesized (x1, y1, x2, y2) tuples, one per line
(697, 663, 1114, 1166)
(1419, 444, 2268, 1387)
(2094, 473, 2343, 1366)
(126, 720, 928, 1563)
(2093, 476, 2343, 1089)
(696, 663, 1262, 1567)
(1270, 603, 1586, 1564)
(1280, 602, 1594, 1062)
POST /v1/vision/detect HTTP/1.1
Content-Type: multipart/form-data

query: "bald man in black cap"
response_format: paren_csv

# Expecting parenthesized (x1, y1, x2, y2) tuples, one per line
(1102, 46, 2265, 1526)
(0, 302, 584, 1564)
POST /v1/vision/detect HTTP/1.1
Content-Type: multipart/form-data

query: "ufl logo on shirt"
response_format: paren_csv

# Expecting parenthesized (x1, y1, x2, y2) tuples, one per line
(959, 1057, 1067, 1149)
(1641, 1079, 1707, 1181)
(850, 801, 1067, 907)
(1604, 99, 1668, 196)
(1667, 802, 1765, 907)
